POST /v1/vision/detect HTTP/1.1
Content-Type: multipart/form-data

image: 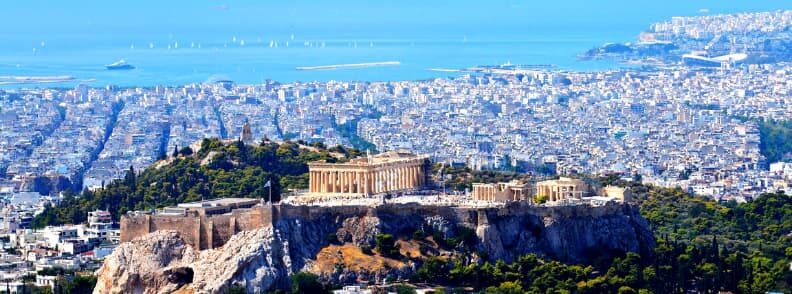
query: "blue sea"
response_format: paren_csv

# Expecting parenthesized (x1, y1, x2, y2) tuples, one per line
(0, 0, 788, 87)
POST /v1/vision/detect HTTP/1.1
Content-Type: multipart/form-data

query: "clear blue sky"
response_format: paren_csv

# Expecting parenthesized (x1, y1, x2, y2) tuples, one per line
(2, 0, 789, 35)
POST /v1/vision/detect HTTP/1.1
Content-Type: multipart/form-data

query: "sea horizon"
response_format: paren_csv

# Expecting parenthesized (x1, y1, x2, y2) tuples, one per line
(0, 1, 789, 87)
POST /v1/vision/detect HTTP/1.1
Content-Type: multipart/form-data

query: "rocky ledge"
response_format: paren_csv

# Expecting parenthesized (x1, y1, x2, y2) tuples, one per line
(94, 202, 655, 293)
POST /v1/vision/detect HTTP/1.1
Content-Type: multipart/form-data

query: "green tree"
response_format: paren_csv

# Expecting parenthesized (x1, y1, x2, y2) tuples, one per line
(63, 275, 97, 294)
(414, 257, 450, 283)
(375, 234, 400, 257)
(291, 272, 325, 294)
(392, 284, 417, 294)
(484, 281, 524, 294)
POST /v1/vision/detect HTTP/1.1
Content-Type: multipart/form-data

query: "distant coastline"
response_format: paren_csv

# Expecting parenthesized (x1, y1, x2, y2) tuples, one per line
(296, 61, 400, 71)
(0, 75, 75, 85)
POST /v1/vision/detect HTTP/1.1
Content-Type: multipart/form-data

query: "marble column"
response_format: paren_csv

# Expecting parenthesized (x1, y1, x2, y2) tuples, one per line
(364, 172, 370, 195)
(379, 170, 384, 193)
(345, 172, 350, 194)
(358, 172, 362, 194)
(337, 172, 343, 193)
(407, 167, 411, 188)
(319, 171, 325, 193)
(349, 171, 354, 193)
(357, 172, 363, 194)
(413, 166, 421, 187)
(360, 172, 365, 194)
(392, 168, 397, 190)
(361, 172, 367, 195)
(326, 171, 331, 193)
(332, 171, 339, 193)
(368, 172, 372, 194)
(407, 166, 412, 188)
(318, 171, 322, 193)
(314, 172, 322, 192)
(393, 168, 398, 190)
(412, 166, 418, 187)
(327, 171, 335, 193)
(341, 172, 347, 193)
(372, 171, 377, 193)
(310, 171, 316, 192)
(368, 171, 374, 194)
(395, 168, 401, 190)
(314, 171, 318, 192)
(398, 168, 402, 190)
(345, 171, 350, 193)
(383, 169, 388, 192)
(396, 167, 404, 190)
(402, 167, 407, 189)
(382, 169, 393, 192)
(375, 171, 380, 193)
(324, 171, 329, 193)
(348, 171, 355, 193)
(339, 171, 344, 193)
(389, 169, 393, 191)
(349, 172, 355, 194)
(411, 166, 416, 187)
(416, 166, 422, 186)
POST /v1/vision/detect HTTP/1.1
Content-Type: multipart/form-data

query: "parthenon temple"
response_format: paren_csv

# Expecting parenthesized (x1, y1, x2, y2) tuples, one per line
(307, 150, 429, 196)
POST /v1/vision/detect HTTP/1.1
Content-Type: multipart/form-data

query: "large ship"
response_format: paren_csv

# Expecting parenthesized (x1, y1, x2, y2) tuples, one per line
(105, 59, 135, 70)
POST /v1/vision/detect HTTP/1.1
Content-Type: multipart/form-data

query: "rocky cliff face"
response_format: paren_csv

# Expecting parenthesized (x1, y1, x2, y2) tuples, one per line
(95, 228, 294, 294)
(94, 230, 198, 294)
(94, 202, 655, 293)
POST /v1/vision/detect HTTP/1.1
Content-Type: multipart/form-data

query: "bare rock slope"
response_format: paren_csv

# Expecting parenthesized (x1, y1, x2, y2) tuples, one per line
(95, 202, 654, 293)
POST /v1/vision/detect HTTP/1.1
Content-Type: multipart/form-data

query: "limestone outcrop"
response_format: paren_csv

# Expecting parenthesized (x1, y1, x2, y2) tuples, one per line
(190, 228, 292, 293)
(93, 230, 198, 294)
(95, 202, 655, 293)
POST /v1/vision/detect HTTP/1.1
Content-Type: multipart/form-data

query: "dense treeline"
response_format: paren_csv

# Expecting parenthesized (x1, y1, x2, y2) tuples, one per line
(33, 138, 358, 226)
(637, 188, 792, 293)
(730, 117, 792, 164)
(406, 187, 791, 293)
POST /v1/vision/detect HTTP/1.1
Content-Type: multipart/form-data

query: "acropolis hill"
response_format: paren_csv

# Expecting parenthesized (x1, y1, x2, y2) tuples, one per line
(103, 146, 654, 293)
(106, 200, 654, 293)
(120, 150, 636, 251)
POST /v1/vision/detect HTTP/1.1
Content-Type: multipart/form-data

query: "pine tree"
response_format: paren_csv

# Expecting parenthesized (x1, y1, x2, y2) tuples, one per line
(124, 165, 136, 187)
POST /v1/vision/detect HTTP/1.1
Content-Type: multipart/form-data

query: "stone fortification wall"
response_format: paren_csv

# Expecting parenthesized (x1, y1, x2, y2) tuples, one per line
(122, 200, 646, 259)
(121, 204, 273, 250)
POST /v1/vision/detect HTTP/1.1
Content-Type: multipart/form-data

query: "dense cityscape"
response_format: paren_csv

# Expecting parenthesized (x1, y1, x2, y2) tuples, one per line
(0, 8, 790, 294)
(2, 60, 791, 202)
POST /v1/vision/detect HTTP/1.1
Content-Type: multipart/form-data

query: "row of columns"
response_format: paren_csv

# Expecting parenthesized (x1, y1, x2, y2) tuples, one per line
(473, 185, 532, 202)
(536, 185, 582, 202)
(473, 185, 497, 201)
(309, 164, 424, 195)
